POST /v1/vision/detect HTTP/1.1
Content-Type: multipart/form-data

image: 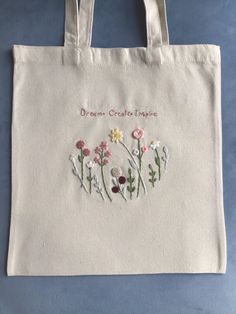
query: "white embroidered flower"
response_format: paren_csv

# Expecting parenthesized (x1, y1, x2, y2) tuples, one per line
(86, 161, 95, 169)
(69, 154, 76, 162)
(132, 148, 139, 156)
(149, 141, 161, 150)
(111, 167, 122, 178)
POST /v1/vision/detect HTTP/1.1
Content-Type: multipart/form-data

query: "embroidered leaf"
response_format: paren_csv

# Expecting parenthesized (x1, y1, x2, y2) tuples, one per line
(78, 155, 82, 163)
(148, 164, 158, 188)
(128, 159, 137, 170)
(127, 167, 136, 200)
(155, 157, 160, 167)
(112, 178, 117, 186)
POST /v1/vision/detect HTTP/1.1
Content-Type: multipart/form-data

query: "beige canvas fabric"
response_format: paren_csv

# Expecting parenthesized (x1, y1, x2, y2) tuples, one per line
(7, 0, 227, 276)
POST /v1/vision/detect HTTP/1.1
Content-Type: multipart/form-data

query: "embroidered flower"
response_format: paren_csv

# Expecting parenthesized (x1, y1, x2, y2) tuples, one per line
(150, 141, 160, 150)
(141, 145, 149, 153)
(109, 128, 124, 143)
(100, 141, 109, 150)
(86, 161, 95, 169)
(76, 140, 85, 149)
(132, 148, 139, 156)
(103, 159, 109, 165)
(112, 186, 120, 193)
(94, 141, 112, 201)
(104, 150, 112, 158)
(83, 148, 91, 156)
(111, 167, 122, 178)
(95, 146, 102, 154)
(118, 176, 126, 184)
(94, 156, 100, 164)
(132, 128, 144, 140)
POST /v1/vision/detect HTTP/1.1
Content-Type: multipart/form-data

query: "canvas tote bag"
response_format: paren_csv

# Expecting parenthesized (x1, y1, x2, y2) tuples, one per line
(8, 0, 227, 276)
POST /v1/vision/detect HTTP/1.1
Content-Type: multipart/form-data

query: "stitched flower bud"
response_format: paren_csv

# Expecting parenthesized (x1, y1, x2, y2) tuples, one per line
(132, 128, 144, 140)
(132, 148, 139, 156)
(95, 146, 101, 154)
(141, 145, 149, 153)
(86, 161, 95, 169)
(103, 159, 109, 165)
(112, 186, 120, 193)
(118, 176, 126, 184)
(100, 141, 108, 150)
(94, 156, 100, 164)
(111, 167, 122, 178)
(83, 148, 91, 156)
(76, 140, 85, 149)
(105, 150, 112, 158)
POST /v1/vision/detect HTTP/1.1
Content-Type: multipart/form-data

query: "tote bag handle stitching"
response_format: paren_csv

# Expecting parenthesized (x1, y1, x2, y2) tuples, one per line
(64, 0, 169, 48)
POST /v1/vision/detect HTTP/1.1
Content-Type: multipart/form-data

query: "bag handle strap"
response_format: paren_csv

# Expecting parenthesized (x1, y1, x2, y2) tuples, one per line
(64, 0, 169, 48)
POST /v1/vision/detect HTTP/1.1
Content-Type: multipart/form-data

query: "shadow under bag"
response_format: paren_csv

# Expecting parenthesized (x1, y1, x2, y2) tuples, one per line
(8, 0, 227, 275)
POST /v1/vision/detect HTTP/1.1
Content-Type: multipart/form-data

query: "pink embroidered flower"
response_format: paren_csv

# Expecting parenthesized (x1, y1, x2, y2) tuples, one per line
(95, 146, 101, 154)
(76, 140, 85, 149)
(83, 148, 91, 156)
(104, 150, 112, 158)
(141, 145, 149, 153)
(103, 159, 109, 165)
(132, 128, 144, 140)
(100, 141, 109, 150)
(94, 156, 100, 164)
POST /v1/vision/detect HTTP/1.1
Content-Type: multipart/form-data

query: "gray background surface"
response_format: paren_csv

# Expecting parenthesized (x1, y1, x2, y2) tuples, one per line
(0, 0, 235, 313)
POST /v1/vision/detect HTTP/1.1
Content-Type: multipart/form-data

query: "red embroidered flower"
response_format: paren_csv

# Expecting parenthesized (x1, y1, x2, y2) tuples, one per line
(132, 128, 144, 140)
(83, 148, 91, 156)
(76, 140, 85, 149)
(118, 176, 126, 184)
(112, 186, 120, 193)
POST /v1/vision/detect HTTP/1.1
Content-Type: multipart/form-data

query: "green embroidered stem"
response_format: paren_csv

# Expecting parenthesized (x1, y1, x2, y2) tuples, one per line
(148, 164, 157, 187)
(70, 155, 88, 193)
(154, 149, 161, 181)
(119, 141, 146, 194)
(87, 168, 92, 194)
(119, 188, 127, 202)
(101, 164, 112, 202)
(137, 139, 142, 198)
(127, 168, 135, 200)
(78, 150, 84, 187)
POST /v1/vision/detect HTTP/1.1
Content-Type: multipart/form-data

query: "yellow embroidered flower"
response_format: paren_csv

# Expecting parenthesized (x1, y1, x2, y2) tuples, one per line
(109, 128, 124, 143)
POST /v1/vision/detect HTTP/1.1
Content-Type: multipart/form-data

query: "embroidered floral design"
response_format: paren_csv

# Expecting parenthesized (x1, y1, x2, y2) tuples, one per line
(69, 128, 169, 203)
(127, 168, 136, 200)
(86, 161, 95, 194)
(111, 167, 122, 178)
(111, 168, 127, 201)
(76, 140, 91, 187)
(94, 141, 112, 202)
(109, 128, 147, 197)
(109, 128, 123, 143)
